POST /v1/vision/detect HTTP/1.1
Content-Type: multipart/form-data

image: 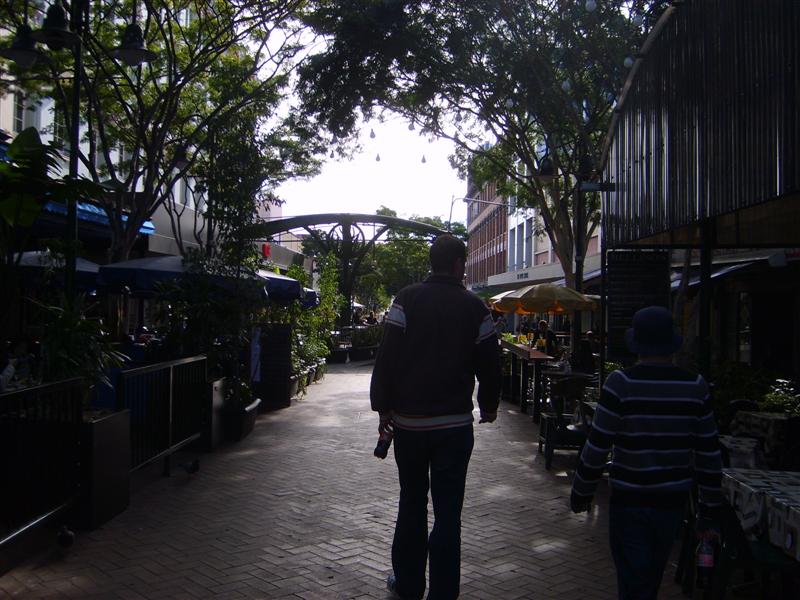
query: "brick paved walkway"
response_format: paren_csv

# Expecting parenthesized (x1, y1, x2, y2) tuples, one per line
(1, 362, 690, 599)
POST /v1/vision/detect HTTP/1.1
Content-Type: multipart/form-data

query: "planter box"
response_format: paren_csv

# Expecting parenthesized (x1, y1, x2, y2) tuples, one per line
(289, 375, 301, 399)
(314, 361, 326, 382)
(198, 378, 226, 452)
(305, 370, 314, 387)
(349, 346, 378, 362)
(79, 409, 131, 530)
(328, 349, 349, 363)
(253, 324, 292, 413)
(224, 398, 261, 442)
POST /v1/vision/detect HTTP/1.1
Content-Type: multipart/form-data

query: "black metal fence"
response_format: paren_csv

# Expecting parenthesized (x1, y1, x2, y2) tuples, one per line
(0, 379, 83, 548)
(117, 356, 206, 474)
(603, 0, 800, 248)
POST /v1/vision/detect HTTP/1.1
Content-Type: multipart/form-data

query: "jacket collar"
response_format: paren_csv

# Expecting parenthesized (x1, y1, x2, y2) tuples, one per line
(424, 274, 465, 288)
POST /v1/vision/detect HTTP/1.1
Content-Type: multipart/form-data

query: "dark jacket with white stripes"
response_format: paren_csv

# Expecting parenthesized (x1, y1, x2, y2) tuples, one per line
(572, 363, 723, 512)
(370, 274, 501, 418)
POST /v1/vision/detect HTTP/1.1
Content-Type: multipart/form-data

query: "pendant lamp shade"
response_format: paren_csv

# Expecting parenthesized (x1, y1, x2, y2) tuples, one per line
(111, 23, 157, 66)
(0, 24, 43, 68)
(32, 4, 78, 51)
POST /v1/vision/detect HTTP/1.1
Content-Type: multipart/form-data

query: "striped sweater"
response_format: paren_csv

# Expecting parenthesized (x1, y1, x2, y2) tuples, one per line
(572, 363, 723, 511)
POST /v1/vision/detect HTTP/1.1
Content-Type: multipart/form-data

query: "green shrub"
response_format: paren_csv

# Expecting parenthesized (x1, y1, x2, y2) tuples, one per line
(710, 362, 777, 431)
(760, 379, 800, 415)
(351, 324, 383, 348)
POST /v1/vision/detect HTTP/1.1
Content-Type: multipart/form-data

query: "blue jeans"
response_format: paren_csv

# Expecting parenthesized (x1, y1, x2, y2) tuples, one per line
(391, 425, 474, 600)
(609, 503, 684, 600)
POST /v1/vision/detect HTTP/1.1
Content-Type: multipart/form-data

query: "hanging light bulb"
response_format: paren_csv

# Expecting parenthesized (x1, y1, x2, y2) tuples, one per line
(504, 98, 515, 109)
(623, 56, 634, 68)
(561, 80, 572, 92)
(375, 153, 381, 162)
(585, 0, 597, 12)
(421, 155, 427, 164)
(632, 14, 644, 27)
(408, 122, 415, 131)
(329, 150, 335, 159)
(369, 128, 376, 139)
(455, 112, 462, 123)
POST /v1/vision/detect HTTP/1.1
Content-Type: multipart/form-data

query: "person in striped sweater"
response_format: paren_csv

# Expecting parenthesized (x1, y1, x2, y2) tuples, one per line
(570, 305, 722, 600)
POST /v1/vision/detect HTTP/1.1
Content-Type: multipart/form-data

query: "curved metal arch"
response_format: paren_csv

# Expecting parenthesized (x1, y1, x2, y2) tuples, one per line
(247, 214, 446, 325)
(246, 213, 446, 239)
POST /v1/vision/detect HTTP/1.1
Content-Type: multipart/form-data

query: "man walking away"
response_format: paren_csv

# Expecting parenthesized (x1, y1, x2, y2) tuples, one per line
(570, 305, 722, 600)
(371, 234, 502, 600)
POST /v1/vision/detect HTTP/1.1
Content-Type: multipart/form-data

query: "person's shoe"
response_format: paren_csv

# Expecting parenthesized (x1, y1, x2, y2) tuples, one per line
(386, 574, 404, 599)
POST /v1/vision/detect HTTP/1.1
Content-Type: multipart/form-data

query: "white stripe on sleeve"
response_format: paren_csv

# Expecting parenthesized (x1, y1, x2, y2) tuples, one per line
(476, 314, 495, 343)
(386, 303, 406, 330)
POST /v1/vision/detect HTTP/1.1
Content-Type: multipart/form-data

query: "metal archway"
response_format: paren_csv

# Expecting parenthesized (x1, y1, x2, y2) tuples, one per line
(247, 213, 446, 323)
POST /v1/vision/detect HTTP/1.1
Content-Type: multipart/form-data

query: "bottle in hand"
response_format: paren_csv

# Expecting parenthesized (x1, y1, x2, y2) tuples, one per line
(374, 422, 394, 459)
(695, 534, 715, 590)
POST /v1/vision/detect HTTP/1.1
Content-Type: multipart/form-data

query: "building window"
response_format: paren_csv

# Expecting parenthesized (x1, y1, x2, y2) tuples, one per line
(13, 93, 25, 133)
(52, 105, 69, 150)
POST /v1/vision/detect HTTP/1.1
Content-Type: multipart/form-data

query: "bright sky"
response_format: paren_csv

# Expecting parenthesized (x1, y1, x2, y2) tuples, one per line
(277, 116, 469, 226)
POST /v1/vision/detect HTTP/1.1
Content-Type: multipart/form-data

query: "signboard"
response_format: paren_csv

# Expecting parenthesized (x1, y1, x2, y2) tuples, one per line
(606, 250, 671, 362)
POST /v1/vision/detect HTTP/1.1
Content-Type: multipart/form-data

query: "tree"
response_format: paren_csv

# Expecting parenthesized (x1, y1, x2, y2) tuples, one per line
(299, 0, 666, 290)
(0, 0, 324, 263)
(0, 127, 101, 336)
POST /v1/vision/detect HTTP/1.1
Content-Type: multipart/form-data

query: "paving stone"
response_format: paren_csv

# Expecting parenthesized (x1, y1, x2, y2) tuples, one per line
(0, 361, 693, 599)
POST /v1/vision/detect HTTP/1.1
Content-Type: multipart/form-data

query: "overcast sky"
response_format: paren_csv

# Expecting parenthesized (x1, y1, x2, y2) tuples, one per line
(277, 116, 469, 226)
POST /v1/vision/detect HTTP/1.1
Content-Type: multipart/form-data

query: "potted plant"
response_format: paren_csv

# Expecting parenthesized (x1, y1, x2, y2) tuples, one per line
(33, 296, 132, 530)
(349, 323, 383, 361)
(222, 377, 261, 442)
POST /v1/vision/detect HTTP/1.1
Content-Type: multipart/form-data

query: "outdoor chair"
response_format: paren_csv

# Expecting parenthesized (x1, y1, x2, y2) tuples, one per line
(675, 493, 799, 599)
(537, 376, 588, 470)
(709, 502, 798, 599)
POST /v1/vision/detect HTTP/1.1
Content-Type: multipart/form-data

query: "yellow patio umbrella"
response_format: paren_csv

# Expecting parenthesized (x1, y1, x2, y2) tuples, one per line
(491, 283, 597, 314)
(488, 290, 530, 314)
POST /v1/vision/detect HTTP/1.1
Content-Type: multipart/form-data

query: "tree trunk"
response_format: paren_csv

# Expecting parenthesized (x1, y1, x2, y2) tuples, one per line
(106, 241, 133, 341)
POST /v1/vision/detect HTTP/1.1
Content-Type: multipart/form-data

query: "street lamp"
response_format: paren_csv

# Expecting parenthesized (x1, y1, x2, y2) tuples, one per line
(1, 1, 157, 301)
(447, 195, 480, 231)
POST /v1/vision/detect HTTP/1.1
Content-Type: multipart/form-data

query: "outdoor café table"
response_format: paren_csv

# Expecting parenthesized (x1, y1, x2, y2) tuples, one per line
(499, 339, 552, 422)
(722, 468, 800, 561)
(730, 411, 790, 467)
(718, 435, 767, 469)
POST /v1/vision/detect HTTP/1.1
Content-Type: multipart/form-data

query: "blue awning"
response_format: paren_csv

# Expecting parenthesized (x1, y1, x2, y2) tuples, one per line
(301, 288, 320, 310)
(97, 257, 304, 303)
(43, 201, 155, 235)
(257, 269, 304, 304)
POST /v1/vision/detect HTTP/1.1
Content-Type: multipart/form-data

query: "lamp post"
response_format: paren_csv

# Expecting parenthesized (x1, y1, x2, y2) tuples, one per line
(447, 195, 480, 231)
(32, 2, 83, 301)
(1, 1, 157, 303)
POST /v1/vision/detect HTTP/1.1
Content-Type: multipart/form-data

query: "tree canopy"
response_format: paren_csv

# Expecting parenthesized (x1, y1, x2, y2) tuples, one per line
(0, 0, 325, 261)
(299, 0, 668, 287)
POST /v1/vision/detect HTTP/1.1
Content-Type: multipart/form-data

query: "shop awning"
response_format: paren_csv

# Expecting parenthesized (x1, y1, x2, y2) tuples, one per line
(99, 257, 304, 303)
(257, 269, 304, 304)
(549, 269, 602, 288)
(43, 201, 155, 235)
(301, 288, 320, 310)
(670, 262, 755, 290)
(16, 250, 99, 291)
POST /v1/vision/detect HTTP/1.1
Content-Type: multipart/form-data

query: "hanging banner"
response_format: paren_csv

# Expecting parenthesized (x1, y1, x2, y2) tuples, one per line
(606, 250, 671, 362)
